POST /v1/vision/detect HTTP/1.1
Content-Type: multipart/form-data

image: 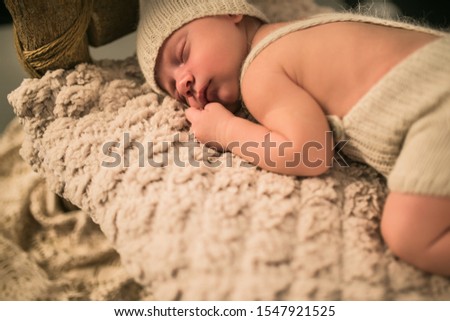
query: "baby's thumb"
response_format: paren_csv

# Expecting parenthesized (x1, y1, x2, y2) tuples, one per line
(185, 107, 199, 123)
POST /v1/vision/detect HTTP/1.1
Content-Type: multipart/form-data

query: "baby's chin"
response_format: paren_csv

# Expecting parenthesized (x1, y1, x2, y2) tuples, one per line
(224, 101, 242, 114)
(218, 89, 241, 113)
(215, 94, 241, 114)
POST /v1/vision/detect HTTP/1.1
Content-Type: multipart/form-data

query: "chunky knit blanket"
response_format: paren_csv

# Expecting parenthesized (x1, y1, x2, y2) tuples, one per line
(3, 0, 450, 300)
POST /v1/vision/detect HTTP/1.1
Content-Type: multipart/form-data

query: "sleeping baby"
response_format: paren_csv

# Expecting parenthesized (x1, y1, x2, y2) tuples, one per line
(136, 0, 450, 276)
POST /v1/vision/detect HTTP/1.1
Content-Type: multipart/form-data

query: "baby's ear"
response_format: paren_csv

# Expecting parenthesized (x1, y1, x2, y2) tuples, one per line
(228, 14, 244, 23)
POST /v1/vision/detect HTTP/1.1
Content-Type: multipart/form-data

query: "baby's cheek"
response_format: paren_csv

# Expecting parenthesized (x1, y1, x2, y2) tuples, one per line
(219, 84, 240, 105)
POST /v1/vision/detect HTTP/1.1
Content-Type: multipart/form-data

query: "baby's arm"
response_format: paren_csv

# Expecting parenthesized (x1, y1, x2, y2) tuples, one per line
(186, 73, 333, 176)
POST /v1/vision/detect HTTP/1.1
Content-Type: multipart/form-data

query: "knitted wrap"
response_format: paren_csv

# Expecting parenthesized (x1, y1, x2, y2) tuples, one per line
(136, 0, 268, 94)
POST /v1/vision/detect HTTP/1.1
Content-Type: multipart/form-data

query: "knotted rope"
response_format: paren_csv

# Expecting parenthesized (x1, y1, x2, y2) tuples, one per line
(13, 0, 94, 78)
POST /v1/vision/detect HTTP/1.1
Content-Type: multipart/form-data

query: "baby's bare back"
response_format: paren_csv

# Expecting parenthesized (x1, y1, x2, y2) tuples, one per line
(253, 21, 438, 117)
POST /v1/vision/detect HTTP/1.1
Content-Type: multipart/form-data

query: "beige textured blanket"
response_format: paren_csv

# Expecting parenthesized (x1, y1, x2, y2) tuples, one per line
(2, 0, 450, 300)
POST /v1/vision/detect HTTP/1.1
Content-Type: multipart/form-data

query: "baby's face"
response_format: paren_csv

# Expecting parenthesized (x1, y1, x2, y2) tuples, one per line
(155, 15, 248, 112)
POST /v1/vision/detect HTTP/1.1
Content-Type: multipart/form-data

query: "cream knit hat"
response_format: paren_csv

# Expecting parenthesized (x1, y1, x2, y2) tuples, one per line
(136, 0, 268, 94)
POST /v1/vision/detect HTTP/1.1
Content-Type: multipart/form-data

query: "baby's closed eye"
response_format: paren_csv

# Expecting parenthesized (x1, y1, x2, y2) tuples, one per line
(179, 40, 188, 63)
(178, 38, 189, 64)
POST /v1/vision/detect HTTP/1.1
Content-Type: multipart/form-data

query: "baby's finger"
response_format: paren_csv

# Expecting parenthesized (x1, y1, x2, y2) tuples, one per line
(184, 107, 200, 123)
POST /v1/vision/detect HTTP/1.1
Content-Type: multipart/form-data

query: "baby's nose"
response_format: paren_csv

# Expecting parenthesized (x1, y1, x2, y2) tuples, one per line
(177, 74, 194, 98)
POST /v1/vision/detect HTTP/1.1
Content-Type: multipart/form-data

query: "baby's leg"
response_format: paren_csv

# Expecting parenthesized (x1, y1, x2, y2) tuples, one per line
(381, 192, 450, 276)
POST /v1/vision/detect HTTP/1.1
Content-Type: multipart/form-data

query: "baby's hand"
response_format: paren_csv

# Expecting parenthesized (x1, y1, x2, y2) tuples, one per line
(185, 102, 235, 150)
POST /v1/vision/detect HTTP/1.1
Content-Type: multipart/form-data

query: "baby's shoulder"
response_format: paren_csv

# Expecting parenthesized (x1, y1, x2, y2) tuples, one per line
(241, 22, 309, 98)
(251, 21, 291, 46)
(243, 22, 302, 78)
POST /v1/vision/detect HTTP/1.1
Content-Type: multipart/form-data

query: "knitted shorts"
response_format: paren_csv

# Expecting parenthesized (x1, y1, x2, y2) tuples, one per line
(335, 35, 450, 197)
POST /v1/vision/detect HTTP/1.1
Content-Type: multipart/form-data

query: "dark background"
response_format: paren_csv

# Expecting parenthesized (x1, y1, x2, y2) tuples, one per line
(1, 1, 449, 27)
(344, 0, 449, 28)
(0, 1, 10, 24)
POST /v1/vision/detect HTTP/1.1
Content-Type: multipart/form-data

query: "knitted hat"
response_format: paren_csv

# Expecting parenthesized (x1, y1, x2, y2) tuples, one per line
(136, 0, 268, 94)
